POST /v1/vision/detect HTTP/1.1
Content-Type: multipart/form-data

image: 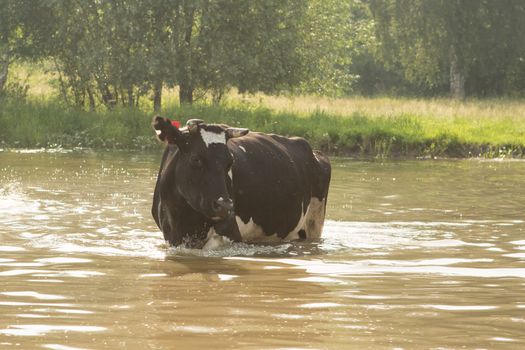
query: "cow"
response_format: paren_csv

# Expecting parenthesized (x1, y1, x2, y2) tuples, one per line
(151, 116, 331, 249)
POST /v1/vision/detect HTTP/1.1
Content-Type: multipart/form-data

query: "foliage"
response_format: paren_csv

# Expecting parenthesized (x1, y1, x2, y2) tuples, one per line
(369, 0, 525, 98)
(26, 0, 309, 110)
(0, 0, 54, 94)
(2, 94, 525, 158)
(297, 0, 355, 96)
(3, 0, 525, 105)
(196, 1, 307, 97)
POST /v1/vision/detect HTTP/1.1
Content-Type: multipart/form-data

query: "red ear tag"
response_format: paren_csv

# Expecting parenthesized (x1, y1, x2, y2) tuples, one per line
(171, 120, 181, 128)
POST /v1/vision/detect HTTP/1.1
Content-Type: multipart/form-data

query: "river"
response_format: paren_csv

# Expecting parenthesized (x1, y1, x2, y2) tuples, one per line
(1, 149, 524, 349)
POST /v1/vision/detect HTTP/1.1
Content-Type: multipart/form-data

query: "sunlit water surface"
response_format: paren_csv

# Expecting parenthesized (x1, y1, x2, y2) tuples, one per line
(1, 150, 524, 349)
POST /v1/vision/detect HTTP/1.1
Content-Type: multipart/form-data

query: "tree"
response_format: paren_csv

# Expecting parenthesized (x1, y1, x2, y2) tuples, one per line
(298, 0, 355, 96)
(49, 0, 175, 110)
(175, 0, 308, 104)
(0, 0, 54, 95)
(0, 1, 26, 93)
(370, 0, 525, 99)
(43, 0, 310, 109)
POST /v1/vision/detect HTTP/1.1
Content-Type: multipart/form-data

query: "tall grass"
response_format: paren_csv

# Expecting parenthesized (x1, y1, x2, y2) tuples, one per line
(0, 97, 155, 150)
(235, 92, 525, 121)
(229, 93, 525, 157)
(1, 93, 524, 158)
(2, 62, 525, 157)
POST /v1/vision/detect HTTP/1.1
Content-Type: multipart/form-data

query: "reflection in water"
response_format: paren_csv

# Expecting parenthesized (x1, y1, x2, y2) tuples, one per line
(0, 324, 107, 336)
(1, 150, 525, 349)
(1, 291, 67, 300)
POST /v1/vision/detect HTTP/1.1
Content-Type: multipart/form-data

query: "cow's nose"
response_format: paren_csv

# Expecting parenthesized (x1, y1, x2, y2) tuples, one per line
(212, 198, 233, 218)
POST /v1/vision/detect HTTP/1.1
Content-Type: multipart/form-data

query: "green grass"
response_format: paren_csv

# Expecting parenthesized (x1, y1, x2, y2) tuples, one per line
(2, 61, 525, 158)
(0, 97, 153, 150)
(1, 94, 524, 158)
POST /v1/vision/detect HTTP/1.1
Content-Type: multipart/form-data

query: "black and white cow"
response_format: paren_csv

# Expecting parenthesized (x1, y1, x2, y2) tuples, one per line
(151, 116, 331, 249)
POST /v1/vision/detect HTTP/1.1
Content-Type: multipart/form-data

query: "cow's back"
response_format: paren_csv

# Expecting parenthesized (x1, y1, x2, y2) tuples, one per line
(228, 132, 331, 241)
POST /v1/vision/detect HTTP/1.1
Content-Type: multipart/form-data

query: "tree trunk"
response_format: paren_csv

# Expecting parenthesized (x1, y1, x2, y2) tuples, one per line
(177, 5, 195, 105)
(179, 84, 193, 104)
(114, 86, 119, 106)
(120, 89, 126, 107)
(211, 88, 224, 105)
(102, 85, 115, 109)
(449, 44, 465, 100)
(87, 87, 96, 112)
(127, 86, 134, 107)
(53, 59, 70, 106)
(93, 70, 115, 109)
(73, 88, 85, 109)
(0, 47, 9, 93)
(153, 81, 162, 112)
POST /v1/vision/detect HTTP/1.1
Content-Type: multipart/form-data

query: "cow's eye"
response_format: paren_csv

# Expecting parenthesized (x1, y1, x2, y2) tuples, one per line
(190, 155, 203, 168)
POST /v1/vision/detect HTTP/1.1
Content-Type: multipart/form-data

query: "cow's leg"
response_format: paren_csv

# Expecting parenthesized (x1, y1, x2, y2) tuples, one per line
(213, 215, 243, 242)
(304, 197, 326, 239)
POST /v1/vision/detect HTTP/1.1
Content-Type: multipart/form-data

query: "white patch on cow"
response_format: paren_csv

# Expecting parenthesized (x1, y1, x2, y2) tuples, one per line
(228, 169, 233, 180)
(239, 145, 247, 153)
(234, 198, 326, 243)
(236, 216, 277, 242)
(200, 129, 226, 148)
(283, 198, 326, 240)
(303, 197, 326, 239)
(155, 129, 162, 135)
(203, 227, 230, 250)
(283, 203, 306, 241)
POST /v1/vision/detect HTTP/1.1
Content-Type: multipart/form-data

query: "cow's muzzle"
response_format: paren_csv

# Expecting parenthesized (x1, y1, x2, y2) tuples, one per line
(210, 198, 234, 221)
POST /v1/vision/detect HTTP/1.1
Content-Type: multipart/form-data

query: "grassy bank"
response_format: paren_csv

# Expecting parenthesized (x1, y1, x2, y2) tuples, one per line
(1, 95, 525, 158)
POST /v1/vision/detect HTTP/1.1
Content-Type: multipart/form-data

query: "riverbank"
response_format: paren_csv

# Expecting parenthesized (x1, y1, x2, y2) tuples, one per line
(1, 96, 524, 158)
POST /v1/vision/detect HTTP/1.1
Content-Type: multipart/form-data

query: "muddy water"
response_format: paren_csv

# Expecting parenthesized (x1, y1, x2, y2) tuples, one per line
(0, 150, 524, 349)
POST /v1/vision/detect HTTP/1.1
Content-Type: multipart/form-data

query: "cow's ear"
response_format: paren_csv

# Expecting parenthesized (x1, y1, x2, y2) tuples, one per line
(152, 115, 182, 144)
(226, 127, 249, 139)
(186, 119, 204, 134)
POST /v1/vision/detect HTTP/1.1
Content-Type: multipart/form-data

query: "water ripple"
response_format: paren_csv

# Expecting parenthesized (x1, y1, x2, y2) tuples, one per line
(228, 257, 525, 278)
(1, 291, 67, 300)
(0, 324, 106, 336)
(2, 153, 525, 349)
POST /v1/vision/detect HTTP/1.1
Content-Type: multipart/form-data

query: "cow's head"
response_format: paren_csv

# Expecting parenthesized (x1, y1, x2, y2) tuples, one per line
(153, 116, 248, 238)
